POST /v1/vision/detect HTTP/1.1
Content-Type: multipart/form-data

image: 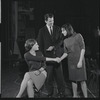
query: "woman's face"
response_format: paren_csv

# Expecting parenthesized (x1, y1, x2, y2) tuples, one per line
(32, 42, 39, 51)
(61, 28, 67, 36)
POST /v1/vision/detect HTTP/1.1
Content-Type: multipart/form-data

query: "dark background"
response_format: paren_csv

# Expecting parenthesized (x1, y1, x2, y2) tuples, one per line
(0, 0, 99, 97)
(1, 0, 99, 68)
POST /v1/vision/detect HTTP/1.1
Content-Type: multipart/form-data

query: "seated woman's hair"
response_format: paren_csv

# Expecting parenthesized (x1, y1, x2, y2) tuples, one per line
(24, 39, 36, 51)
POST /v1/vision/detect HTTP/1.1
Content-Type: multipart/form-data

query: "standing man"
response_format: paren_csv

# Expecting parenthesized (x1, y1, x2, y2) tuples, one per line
(37, 13, 66, 98)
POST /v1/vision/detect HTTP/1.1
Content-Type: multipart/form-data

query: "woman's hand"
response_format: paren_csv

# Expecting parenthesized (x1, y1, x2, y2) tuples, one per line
(55, 57, 61, 63)
(34, 70, 41, 76)
(77, 61, 82, 68)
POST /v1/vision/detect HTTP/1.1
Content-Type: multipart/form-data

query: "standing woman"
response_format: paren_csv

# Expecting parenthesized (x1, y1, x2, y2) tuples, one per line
(16, 39, 58, 98)
(59, 23, 88, 98)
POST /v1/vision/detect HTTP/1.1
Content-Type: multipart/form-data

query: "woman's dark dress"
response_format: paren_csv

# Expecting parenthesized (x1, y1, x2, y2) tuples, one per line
(64, 33, 87, 81)
(24, 51, 47, 90)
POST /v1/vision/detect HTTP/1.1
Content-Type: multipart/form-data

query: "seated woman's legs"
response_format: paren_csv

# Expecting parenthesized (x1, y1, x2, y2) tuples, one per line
(27, 79, 34, 98)
(16, 72, 31, 98)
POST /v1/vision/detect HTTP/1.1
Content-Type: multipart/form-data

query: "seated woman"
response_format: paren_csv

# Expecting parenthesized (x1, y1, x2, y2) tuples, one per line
(16, 38, 59, 98)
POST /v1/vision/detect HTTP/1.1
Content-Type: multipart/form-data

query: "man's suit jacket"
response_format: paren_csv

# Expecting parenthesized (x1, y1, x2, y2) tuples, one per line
(37, 25, 64, 58)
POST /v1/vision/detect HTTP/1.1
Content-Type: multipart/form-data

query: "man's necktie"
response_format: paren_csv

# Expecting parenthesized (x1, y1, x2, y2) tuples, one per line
(50, 27, 53, 35)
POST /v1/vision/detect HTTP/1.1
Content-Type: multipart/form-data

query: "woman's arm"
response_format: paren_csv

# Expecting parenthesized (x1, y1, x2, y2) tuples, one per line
(60, 53, 68, 61)
(46, 57, 57, 62)
(77, 49, 85, 68)
(39, 58, 58, 72)
(55, 53, 68, 63)
(79, 49, 85, 63)
(39, 57, 61, 72)
(77, 34, 85, 68)
(24, 53, 46, 62)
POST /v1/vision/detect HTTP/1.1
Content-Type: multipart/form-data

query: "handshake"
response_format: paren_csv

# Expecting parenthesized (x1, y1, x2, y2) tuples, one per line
(54, 57, 61, 63)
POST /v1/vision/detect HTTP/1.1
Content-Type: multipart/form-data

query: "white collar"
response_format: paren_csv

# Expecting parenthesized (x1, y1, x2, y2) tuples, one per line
(46, 25, 53, 34)
(46, 24, 53, 30)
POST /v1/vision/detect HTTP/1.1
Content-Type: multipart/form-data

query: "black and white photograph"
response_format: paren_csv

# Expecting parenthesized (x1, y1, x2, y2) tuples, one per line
(0, 42, 1, 96)
(0, 0, 1, 97)
(0, 0, 1, 23)
(1, 0, 99, 98)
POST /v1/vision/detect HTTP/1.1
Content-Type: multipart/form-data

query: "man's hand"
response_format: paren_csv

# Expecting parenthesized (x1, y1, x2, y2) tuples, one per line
(46, 46, 54, 51)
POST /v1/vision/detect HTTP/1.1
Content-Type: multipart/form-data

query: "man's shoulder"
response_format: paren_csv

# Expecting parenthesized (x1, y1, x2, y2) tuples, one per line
(39, 26, 46, 31)
(54, 25, 60, 29)
(39, 25, 60, 30)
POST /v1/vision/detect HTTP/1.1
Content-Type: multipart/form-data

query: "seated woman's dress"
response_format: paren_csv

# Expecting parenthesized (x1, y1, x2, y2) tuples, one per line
(24, 50, 47, 91)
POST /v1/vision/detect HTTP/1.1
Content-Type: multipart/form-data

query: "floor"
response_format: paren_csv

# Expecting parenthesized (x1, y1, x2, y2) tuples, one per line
(1, 61, 99, 98)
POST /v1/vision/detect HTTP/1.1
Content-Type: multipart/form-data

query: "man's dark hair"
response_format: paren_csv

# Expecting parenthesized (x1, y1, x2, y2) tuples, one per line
(44, 13, 54, 21)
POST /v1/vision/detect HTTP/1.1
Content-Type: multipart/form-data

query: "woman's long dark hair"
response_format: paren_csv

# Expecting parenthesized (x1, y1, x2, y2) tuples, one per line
(61, 23, 74, 37)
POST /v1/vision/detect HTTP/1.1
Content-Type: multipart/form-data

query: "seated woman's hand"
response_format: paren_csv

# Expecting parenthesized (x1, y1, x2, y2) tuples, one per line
(39, 67, 44, 72)
(34, 70, 41, 76)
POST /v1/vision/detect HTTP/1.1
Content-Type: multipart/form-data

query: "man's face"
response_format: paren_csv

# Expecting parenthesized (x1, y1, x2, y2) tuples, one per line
(45, 17, 54, 27)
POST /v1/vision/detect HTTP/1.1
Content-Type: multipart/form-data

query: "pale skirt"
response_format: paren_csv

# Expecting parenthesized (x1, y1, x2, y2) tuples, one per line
(28, 70, 47, 91)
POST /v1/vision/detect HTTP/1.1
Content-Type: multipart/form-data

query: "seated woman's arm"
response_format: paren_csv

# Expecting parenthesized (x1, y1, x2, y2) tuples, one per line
(24, 53, 46, 62)
(39, 57, 58, 72)
(46, 57, 57, 62)
(25, 52, 58, 62)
